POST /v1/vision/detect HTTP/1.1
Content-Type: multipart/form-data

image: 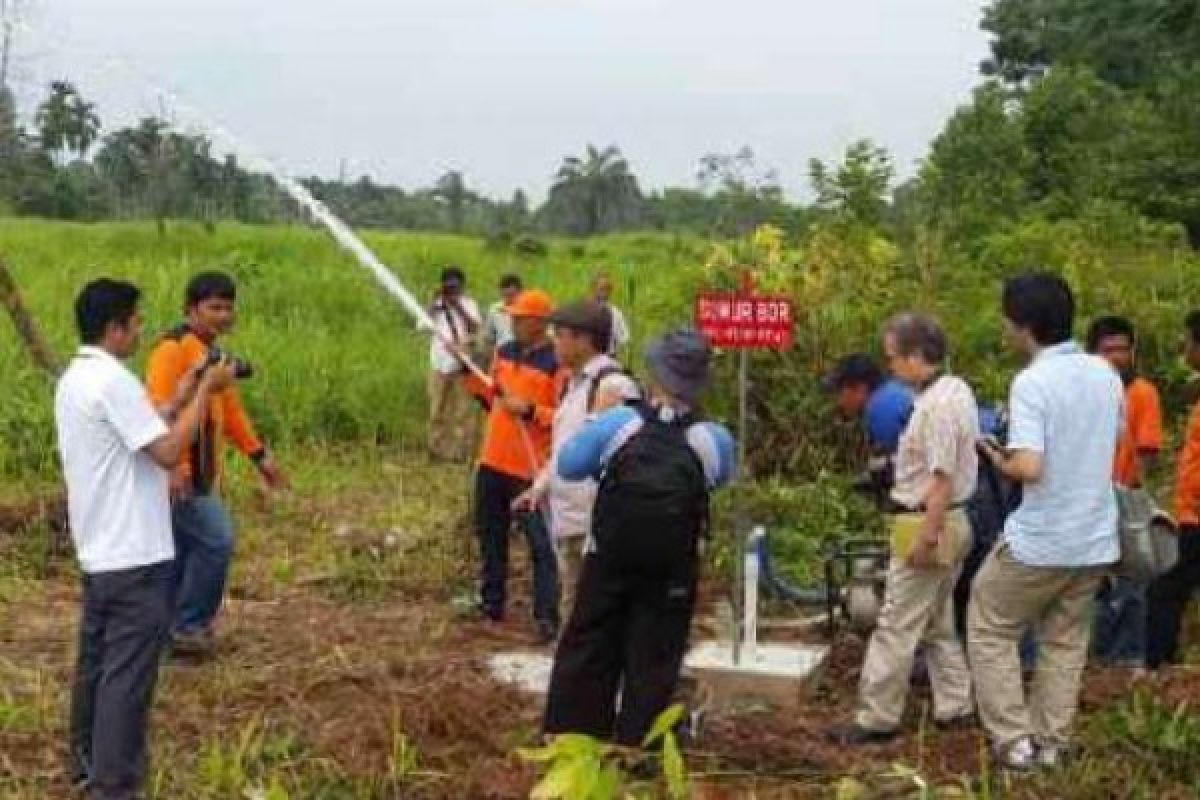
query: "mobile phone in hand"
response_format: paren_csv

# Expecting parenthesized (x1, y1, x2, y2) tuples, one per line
(979, 434, 1003, 454)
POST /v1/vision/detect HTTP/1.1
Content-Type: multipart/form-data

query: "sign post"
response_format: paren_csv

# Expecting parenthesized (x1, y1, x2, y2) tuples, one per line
(695, 277, 793, 665)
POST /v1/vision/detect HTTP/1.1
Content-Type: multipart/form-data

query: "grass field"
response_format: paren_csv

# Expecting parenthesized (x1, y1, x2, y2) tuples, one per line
(0, 219, 708, 478)
(2, 219, 1200, 798)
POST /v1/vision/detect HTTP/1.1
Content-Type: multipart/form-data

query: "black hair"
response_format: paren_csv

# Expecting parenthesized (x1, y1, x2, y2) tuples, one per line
(1085, 315, 1135, 353)
(1002, 271, 1075, 346)
(185, 271, 237, 309)
(885, 313, 948, 365)
(441, 266, 466, 285)
(590, 328, 612, 355)
(577, 323, 612, 356)
(499, 273, 522, 290)
(75, 279, 141, 345)
(829, 353, 883, 391)
(1187, 310, 1200, 344)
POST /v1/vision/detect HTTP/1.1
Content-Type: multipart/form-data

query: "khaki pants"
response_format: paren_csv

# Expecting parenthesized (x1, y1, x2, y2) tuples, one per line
(856, 511, 974, 732)
(967, 543, 1103, 750)
(427, 371, 474, 462)
(556, 537, 586, 618)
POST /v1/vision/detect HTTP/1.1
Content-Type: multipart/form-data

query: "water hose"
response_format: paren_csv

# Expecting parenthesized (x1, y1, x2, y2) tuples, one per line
(752, 530, 827, 606)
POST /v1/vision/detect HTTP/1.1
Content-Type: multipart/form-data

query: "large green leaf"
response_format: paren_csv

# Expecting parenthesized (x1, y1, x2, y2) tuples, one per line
(641, 704, 686, 748)
(662, 734, 688, 799)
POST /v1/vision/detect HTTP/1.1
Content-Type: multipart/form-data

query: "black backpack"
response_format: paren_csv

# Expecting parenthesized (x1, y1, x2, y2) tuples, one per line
(954, 455, 1023, 636)
(591, 404, 710, 573)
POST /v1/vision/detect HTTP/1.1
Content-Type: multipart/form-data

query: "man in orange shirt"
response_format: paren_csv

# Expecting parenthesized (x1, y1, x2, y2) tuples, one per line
(146, 272, 288, 656)
(1147, 310, 1200, 671)
(466, 289, 565, 643)
(1088, 316, 1163, 667)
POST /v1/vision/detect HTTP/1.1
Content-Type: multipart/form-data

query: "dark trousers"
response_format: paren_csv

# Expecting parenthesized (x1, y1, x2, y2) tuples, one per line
(1146, 527, 1200, 669)
(1092, 575, 1148, 666)
(69, 561, 173, 800)
(543, 552, 697, 746)
(475, 465, 559, 625)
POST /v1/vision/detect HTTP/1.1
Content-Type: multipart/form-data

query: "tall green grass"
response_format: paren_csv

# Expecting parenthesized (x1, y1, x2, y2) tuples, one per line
(2, 211, 1198, 488)
(0, 219, 704, 478)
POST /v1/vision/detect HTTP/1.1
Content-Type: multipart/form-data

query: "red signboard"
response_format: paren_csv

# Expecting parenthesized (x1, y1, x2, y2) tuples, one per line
(695, 291, 794, 350)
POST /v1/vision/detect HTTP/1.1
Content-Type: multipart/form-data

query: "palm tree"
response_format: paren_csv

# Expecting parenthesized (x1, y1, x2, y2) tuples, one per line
(35, 80, 100, 165)
(433, 170, 472, 232)
(548, 144, 642, 235)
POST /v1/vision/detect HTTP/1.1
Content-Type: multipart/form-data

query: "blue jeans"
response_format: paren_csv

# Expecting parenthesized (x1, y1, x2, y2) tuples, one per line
(1092, 575, 1148, 666)
(171, 494, 235, 635)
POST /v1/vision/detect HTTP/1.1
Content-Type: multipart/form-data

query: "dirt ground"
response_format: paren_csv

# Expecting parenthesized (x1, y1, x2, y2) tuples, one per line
(1, 453, 1199, 799)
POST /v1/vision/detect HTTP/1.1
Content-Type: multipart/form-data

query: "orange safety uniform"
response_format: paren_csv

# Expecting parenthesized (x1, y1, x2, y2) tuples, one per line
(1176, 400, 1200, 527)
(145, 325, 265, 494)
(1113, 377, 1164, 488)
(467, 339, 565, 482)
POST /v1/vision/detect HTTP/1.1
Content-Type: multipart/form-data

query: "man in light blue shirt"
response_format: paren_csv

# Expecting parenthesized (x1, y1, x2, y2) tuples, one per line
(972, 272, 1122, 772)
(826, 353, 914, 455)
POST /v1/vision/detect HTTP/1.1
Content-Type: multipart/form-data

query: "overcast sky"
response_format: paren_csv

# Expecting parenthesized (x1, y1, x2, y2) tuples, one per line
(13, 0, 989, 200)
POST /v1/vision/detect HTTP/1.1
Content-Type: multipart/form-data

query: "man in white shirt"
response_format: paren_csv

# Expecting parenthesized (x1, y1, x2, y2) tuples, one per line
(974, 272, 1123, 771)
(828, 314, 978, 746)
(514, 301, 640, 619)
(483, 273, 522, 352)
(56, 278, 233, 800)
(592, 273, 631, 357)
(425, 266, 481, 462)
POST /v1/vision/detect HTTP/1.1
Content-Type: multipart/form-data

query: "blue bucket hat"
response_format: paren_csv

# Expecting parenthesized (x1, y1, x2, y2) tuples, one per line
(645, 328, 712, 406)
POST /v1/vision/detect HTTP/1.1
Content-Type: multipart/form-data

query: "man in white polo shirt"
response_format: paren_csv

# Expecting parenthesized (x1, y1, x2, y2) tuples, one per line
(973, 272, 1123, 771)
(827, 313, 978, 746)
(56, 278, 233, 800)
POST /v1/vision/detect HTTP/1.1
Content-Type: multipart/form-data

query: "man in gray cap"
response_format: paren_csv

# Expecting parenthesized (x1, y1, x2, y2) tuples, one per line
(542, 328, 736, 746)
(514, 301, 640, 618)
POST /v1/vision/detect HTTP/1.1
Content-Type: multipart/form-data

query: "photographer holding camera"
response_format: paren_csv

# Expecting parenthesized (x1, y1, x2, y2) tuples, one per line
(424, 266, 482, 462)
(146, 271, 288, 658)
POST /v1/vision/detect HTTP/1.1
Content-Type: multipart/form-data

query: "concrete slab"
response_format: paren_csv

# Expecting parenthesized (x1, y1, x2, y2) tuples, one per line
(684, 640, 829, 712)
(488, 651, 554, 694)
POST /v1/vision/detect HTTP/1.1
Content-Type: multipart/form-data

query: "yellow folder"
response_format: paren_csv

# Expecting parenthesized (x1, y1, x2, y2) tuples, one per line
(889, 514, 924, 561)
(889, 512, 963, 567)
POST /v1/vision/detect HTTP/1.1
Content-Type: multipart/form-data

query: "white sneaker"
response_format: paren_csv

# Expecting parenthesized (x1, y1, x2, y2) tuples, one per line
(995, 736, 1037, 772)
(1036, 740, 1072, 769)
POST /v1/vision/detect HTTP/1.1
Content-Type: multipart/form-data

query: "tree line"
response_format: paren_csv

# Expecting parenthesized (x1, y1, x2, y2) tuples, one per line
(0, 80, 825, 238)
(0, 0, 1197, 248)
(917, 0, 1200, 249)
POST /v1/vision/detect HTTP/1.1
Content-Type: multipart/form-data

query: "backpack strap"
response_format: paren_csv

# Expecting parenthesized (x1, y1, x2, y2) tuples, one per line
(586, 365, 633, 412)
(558, 364, 637, 408)
(160, 322, 192, 344)
(635, 401, 703, 429)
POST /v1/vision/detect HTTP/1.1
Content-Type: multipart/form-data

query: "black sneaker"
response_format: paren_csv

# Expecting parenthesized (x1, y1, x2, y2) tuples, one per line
(477, 604, 504, 623)
(171, 627, 216, 659)
(535, 619, 558, 645)
(935, 712, 978, 731)
(69, 761, 90, 794)
(825, 723, 899, 746)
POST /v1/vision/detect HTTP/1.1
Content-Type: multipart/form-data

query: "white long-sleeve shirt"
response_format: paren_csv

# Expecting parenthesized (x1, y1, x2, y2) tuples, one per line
(605, 304, 631, 355)
(424, 295, 480, 374)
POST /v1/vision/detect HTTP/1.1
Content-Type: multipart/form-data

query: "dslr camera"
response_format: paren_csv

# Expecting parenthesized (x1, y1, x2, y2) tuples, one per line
(201, 346, 254, 380)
